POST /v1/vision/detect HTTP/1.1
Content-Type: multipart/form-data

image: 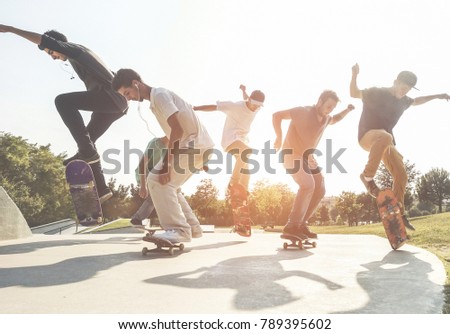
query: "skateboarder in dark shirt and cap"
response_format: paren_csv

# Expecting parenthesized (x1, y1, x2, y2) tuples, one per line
(350, 63, 450, 230)
(0, 24, 128, 203)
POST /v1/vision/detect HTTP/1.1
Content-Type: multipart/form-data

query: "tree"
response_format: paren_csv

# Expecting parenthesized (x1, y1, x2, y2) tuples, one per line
(0, 132, 73, 226)
(315, 204, 330, 225)
(188, 178, 221, 221)
(249, 180, 295, 226)
(416, 168, 450, 213)
(374, 160, 419, 210)
(356, 192, 378, 223)
(101, 178, 132, 221)
(335, 191, 363, 226)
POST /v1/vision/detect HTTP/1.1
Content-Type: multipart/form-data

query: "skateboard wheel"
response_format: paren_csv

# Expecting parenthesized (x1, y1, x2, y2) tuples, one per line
(179, 243, 185, 251)
(311, 241, 317, 248)
(298, 243, 304, 250)
(168, 248, 174, 256)
(283, 242, 288, 250)
(142, 247, 148, 256)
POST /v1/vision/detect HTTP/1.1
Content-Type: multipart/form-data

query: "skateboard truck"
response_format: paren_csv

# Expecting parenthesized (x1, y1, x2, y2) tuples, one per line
(280, 234, 317, 250)
(141, 235, 185, 256)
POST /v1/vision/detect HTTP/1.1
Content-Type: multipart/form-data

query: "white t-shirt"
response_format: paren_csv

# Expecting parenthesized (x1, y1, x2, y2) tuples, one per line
(216, 100, 259, 150)
(150, 87, 214, 150)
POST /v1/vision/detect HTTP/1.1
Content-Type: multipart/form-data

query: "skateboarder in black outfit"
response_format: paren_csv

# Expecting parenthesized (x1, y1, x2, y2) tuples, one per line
(0, 24, 128, 203)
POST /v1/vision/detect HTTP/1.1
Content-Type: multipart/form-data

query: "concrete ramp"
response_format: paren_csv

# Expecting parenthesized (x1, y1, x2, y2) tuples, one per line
(0, 187, 32, 241)
(0, 232, 445, 314)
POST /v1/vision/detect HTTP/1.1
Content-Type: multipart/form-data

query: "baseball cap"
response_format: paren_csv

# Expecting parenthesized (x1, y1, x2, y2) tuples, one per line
(397, 71, 418, 90)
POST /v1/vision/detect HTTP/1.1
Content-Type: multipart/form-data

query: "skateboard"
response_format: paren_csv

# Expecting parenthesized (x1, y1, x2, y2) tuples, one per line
(65, 160, 103, 226)
(376, 189, 408, 250)
(142, 235, 185, 256)
(229, 184, 252, 237)
(280, 233, 317, 250)
(133, 225, 162, 237)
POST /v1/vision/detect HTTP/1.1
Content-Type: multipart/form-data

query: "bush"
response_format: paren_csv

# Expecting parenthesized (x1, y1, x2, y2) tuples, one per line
(408, 207, 422, 218)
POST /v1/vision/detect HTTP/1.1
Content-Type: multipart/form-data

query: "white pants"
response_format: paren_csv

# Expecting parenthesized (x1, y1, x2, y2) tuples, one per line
(147, 149, 209, 233)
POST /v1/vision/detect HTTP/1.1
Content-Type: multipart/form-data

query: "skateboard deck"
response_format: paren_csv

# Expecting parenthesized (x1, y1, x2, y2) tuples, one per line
(142, 235, 185, 256)
(376, 189, 407, 250)
(65, 160, 103, 226)
(133, 225, 162, 237)
(280, 233, 317, 250)
(229, 184, 251, 237)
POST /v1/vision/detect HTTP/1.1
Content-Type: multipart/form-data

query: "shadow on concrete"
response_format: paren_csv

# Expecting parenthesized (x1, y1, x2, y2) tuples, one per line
(0, 236, 141, 255)
(0, 252, 142, 288)
(145, 250, 344, 311)
(335, 250, 444, 314)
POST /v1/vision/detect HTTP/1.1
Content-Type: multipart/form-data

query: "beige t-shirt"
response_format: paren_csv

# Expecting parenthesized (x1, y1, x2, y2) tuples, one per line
(150, 87, 214, 150)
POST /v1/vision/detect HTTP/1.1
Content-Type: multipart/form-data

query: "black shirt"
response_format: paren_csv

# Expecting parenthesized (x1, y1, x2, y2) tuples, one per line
(39, 35, 127, 111)
(358, 87, 413, 144)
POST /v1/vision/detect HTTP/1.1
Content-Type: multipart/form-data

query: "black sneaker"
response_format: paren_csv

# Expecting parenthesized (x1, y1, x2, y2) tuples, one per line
(402, 214, 415, 231)
(282, 223, 298, 236)
(63, 152, 80, 166)
(63, 151, 100, 166)
(298, 222, 318, 239)
(130, 218, 143, 226)
(80, 151, 100, 165)
(282, 222, 308, 239)
(360, 173, 380, 198)
(98, 188, 113, 204)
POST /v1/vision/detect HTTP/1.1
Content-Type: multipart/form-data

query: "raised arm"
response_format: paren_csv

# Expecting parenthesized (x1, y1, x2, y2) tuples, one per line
(272, 109, 293, 151)
(350, 63, 363, 99)
(0, 24, 42, 45)
(240, 84, 249, 100)
(329, 104, 355, 125)
(193, 105, 217, 112)
(412, 93, 450, 106)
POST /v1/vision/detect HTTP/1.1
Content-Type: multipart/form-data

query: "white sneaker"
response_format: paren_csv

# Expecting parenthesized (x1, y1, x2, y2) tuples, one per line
(190, 224, 203, 238)
(154, 229, 191, 243)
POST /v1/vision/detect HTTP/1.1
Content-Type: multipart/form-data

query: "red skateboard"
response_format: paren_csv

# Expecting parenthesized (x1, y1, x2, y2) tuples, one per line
(376, 189, 408, 250)
(229, 184, 251, 237)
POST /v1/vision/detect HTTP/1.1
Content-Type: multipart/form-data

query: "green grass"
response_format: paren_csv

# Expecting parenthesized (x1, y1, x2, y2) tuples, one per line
(91, 218, 131, 232)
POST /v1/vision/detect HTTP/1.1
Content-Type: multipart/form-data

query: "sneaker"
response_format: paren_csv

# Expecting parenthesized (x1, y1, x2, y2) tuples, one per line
(298, 222, 318, 239)
(190, 224, 203, 238)
(130, 218, 143, 226)
(154, 229, 191, 243)
(402, 214, 416, 231)
(360, 173, 380, 198)
(63, 152, 80, 166)
(80, 151, 100, 165)
(282, 222, 306, 239)
(98, 188, 113, 204)
(63, 151, 100, 166)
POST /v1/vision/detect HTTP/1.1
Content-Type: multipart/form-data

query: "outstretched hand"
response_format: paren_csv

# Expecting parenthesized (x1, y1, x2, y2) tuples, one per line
(347, 104, 355, 111)
(439, 93, 450, 101)
(352, 63, 359, 76)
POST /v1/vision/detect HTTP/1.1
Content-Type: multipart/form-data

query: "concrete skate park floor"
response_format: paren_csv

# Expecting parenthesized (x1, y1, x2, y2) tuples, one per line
(0, 230, 446, 314)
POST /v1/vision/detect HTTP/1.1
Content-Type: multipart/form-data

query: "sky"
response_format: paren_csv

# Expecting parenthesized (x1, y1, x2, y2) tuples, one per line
(1, 0, 450, 199)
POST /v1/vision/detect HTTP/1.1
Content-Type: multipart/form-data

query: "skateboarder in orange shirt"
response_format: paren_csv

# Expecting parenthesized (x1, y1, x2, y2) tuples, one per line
(273, 90, 354, 239)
